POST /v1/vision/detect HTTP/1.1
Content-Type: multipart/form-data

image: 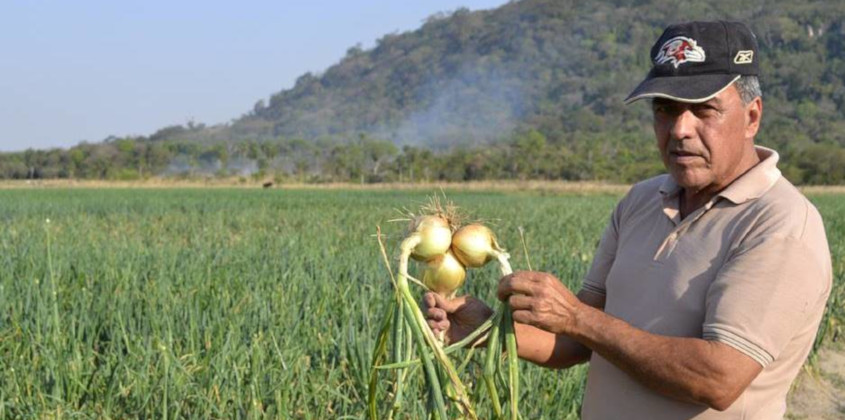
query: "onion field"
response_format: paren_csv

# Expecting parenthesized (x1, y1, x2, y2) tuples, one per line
(1, 188, 842, 418)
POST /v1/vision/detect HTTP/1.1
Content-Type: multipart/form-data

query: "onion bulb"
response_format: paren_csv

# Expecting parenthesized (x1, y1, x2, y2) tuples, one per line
(451, 224, 499, 268)
(422, 251, 467, 296)
(409, 215, 452, 261)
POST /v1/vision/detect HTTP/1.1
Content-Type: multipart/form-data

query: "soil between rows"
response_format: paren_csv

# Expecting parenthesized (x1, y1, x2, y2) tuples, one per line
(787, 343, 845, 419)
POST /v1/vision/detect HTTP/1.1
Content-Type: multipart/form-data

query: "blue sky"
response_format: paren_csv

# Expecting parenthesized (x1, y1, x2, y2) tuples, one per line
(0, 0, 509, 152)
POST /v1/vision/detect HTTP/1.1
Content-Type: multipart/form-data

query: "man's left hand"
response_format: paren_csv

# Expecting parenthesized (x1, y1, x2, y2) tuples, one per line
(498, 271, 582, 335)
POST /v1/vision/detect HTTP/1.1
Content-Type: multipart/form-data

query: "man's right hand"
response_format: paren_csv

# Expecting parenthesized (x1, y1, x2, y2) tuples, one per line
(424, 292, 493, 345)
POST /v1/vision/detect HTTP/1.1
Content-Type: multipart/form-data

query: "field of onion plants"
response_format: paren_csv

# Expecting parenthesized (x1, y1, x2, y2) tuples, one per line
(0, 188, 841, 418)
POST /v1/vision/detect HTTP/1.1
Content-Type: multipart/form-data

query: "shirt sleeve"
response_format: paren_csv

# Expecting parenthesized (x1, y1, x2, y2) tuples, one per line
(581, 199, 624, 296)
(702, 234, 829, 367)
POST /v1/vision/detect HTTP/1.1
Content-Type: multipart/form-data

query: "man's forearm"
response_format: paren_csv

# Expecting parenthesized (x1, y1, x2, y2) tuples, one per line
(570, 305, 753, 410)
(514, 322, 591, 369)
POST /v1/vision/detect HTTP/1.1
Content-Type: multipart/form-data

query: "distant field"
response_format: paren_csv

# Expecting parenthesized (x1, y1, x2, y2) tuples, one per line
(0, 179, 633, 194)
(0, 188, 842, 418)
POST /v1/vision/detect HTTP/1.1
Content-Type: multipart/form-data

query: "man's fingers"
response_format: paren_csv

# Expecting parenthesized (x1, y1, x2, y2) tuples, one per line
(497, 274, 516, 301)
(426, 306, 447, 322)
(424, 294, 448, 330)
(427, 318, 450, 333)
(424, 292, 462, 314)
(498, 271, 537, 301)
(511, 309, 535, 325)
(508, 294, 533, 310)
(423, 292, 437, 310)
(429, 292, 468, 314)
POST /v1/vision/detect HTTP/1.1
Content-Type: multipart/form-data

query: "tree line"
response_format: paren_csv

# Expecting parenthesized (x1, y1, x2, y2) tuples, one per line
(4, 129, 844, 185)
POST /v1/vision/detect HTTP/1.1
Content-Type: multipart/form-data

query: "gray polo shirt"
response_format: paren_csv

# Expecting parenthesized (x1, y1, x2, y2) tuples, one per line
(580, 146, 832, 419)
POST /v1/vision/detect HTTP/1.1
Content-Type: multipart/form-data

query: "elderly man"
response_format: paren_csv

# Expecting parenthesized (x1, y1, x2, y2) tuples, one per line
(426, 21, 832, 419)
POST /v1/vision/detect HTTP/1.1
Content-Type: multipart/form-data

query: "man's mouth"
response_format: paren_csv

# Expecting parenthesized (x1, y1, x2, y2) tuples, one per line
(670, 151, 703, 164)
(672, 150, 699, 157)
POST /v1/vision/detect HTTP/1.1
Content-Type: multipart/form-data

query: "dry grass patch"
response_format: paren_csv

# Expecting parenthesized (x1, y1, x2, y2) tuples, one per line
(0, 178, 631, 194)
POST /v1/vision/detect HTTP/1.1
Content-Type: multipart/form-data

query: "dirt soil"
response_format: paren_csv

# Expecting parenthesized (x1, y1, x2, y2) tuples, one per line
(787, 344, 845, 419)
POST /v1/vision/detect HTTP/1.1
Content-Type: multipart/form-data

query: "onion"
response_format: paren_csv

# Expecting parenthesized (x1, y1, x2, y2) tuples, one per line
(422, 251, 467, 296)
(409, 215, 452, 261)
(451, 224, 499, 268)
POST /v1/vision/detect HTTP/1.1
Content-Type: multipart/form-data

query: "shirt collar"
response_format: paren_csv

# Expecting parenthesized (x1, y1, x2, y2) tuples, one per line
(718, 146, 781, 204)
(658, 146, 782, 205)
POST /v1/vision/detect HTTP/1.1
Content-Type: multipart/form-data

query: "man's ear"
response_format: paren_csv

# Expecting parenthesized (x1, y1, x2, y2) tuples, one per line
(745, 96, 763, 140)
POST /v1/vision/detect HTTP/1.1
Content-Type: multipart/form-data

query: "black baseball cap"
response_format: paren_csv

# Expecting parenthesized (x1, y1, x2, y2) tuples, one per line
(625, 21, 759, 104)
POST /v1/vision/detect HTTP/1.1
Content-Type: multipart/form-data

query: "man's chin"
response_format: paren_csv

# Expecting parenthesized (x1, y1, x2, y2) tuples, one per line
(671, 171, 712, 192)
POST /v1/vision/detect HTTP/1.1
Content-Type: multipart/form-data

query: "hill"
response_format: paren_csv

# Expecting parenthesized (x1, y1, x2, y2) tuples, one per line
(4, 0, 845, 183)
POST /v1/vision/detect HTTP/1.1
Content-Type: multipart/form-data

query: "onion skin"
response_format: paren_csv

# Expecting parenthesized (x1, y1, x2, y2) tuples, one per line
(409, 215, 452, 261)
(451, 224, 497, 268)
(422, 251, 467, 296)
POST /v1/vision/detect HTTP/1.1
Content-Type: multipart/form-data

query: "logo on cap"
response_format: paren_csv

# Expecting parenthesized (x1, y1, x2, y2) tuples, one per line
(734, 50, 754, 64)
(654, 36, 706, 68)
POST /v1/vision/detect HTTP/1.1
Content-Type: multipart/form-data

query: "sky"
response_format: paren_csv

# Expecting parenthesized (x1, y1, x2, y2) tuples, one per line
(0, 0, 509, 152)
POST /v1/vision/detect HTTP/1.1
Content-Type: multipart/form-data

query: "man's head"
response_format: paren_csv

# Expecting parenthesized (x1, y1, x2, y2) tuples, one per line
(627, 21, 763, 195)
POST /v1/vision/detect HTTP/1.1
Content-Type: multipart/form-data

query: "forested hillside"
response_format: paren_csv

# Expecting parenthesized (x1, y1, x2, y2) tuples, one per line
(4, 0, 845, 184)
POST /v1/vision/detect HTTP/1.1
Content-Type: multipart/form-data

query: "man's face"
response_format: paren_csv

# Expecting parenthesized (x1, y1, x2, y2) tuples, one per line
(652, 85, 761, 194)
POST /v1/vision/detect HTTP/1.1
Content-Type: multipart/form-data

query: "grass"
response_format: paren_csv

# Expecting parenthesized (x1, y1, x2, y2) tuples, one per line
(0, 188, 841, 418)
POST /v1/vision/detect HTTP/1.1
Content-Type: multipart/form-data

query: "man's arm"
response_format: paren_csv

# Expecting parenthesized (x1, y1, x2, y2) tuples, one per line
(573, 304, 762, 410)
(500, 271, 762, 411)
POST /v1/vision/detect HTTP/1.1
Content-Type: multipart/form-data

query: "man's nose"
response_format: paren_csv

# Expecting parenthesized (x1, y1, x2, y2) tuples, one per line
(669, 109, 697, 140)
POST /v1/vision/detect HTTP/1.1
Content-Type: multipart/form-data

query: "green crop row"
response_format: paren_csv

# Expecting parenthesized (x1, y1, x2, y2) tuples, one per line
(0, 188, 840, 418)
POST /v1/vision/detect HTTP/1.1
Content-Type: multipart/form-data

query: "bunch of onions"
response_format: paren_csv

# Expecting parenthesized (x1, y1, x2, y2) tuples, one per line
(370, 207, 518, 420)
(410, 221, 506, 300)
(386, 212, 476, 418)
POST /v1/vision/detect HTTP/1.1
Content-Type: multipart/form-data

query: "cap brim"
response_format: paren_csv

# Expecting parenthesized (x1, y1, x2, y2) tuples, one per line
(624, 74, 740, 104)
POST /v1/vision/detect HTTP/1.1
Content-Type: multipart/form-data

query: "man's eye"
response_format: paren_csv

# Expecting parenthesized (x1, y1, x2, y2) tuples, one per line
(694, 106, 718, 116)
(653, 105, 676, 115)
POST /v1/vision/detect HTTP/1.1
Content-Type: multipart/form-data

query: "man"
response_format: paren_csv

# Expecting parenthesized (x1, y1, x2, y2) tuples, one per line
(426, 21, 832, 419)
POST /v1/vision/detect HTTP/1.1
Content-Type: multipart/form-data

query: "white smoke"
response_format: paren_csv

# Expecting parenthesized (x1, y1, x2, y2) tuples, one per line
(374, 66, 526, 149)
